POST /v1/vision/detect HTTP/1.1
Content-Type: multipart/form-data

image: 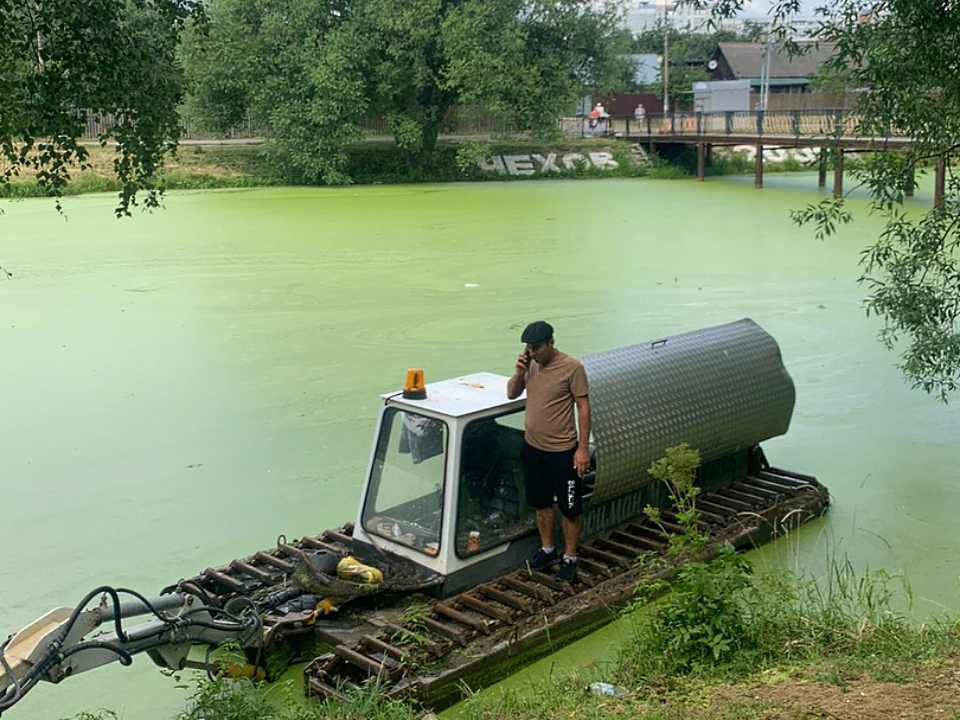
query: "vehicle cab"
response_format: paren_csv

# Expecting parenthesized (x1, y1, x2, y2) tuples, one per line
(350, 372, 539, 596)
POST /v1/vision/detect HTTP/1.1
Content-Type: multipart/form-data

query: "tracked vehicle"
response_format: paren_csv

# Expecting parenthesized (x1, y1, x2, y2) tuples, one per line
(0, 318, 828, 715)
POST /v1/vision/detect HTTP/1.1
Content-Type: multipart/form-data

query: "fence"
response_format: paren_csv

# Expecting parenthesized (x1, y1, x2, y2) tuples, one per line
(79, 104, 519, 141)
(79, 108, 897, 144)
(565, 109, 900, 141)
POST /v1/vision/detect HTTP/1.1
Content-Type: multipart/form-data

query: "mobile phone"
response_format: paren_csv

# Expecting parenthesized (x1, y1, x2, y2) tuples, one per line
(523, 348, 532, 364)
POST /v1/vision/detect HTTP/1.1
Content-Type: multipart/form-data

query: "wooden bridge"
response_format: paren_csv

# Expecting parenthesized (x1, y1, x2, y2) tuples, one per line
(574, 109, 945, 204)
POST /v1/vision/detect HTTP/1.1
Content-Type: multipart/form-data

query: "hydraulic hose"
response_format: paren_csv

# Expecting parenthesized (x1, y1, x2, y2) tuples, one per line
(0, 585, 263, 716)
(0, 638, 22, 713)
(1, 585, 131, 714)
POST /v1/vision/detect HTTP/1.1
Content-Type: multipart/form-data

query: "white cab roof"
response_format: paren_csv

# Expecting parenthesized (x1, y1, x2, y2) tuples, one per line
(383, 372, 525, 418)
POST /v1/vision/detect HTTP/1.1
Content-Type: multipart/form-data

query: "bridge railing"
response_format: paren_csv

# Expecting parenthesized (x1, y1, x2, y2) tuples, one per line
(568, 109, 895, 140)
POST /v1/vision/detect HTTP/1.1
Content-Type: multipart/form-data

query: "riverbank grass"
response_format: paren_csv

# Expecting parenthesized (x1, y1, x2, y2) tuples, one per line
(0, 138, 648, 202)
(0, 144, 281, 200)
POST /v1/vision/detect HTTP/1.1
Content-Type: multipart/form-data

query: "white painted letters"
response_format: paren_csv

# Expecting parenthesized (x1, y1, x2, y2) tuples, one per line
(475, 155, 506, 173)
(588, 152, 618, 170)
(503, 154, 535, 176)
(531, 153, 559, 172)
(561, 153, 586, 170)
(475, 151, 620, 176)
(731, 145, 823, 164)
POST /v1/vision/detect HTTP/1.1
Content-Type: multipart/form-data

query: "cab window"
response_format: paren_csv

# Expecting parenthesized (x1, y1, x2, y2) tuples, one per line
(455, 411, 534, 557)
(361, 408, 446, 556)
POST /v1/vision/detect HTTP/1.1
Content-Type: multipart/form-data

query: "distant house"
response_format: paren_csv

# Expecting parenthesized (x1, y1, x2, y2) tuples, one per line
(628, 53, 661, 87)
(709, 41, 838, 97)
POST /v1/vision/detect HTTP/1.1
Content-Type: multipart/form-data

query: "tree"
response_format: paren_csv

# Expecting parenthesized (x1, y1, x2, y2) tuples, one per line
(0, 0, 202, 214)
(695, 0, 960, 400)
(180, 0, 631, 183)
(179, 0, 364, 185)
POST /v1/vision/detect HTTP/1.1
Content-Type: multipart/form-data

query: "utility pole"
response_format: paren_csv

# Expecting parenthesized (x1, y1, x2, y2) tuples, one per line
(759, 34, 773, 111)
(662, 1, 670, 115)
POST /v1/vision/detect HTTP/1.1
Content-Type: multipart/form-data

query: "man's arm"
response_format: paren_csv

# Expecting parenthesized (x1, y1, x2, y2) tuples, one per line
(506, 353, 529, 399)
(573, 395, 591, 476)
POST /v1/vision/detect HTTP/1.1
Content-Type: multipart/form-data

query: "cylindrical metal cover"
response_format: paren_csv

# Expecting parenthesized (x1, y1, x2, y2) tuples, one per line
(582, 318, 795, 503)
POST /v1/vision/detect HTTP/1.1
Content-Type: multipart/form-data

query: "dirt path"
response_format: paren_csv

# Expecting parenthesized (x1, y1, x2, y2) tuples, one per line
(697, 661, 960, 719)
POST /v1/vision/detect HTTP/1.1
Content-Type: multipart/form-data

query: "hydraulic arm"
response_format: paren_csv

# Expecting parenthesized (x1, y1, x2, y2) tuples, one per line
(0, 585, 263, 716)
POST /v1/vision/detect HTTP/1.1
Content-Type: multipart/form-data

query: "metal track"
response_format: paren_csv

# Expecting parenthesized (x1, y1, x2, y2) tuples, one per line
(178, 529, 355, 639)
(303, 468, 827, 701)
(174, 469, 826, 700)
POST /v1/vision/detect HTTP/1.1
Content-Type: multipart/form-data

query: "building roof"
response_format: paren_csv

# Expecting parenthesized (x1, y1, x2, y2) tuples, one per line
(715, 41, 838, 80)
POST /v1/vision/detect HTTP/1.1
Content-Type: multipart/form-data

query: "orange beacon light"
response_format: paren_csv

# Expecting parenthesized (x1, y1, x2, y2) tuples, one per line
(403, 368, 427, 399)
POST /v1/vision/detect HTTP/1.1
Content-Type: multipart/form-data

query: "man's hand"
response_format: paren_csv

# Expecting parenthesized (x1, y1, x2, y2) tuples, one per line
(514, 351, 530, 376)
(506, 352, 529, 399)
(574, 446, 590, 478)
(574, 395, 591, 477)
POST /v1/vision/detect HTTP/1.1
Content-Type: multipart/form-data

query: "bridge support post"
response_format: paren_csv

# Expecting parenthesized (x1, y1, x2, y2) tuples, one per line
(755, 144, 763, 188)
(904, 165, 915, 197)
(935, 156, 946, 207)
(833, 148, 844, 198)
(817, 149, 827, 188)
(697, 142, 705, 181)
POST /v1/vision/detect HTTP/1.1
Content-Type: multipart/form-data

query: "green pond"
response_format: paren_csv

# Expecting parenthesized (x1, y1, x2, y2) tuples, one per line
(1, 175, 958, 720)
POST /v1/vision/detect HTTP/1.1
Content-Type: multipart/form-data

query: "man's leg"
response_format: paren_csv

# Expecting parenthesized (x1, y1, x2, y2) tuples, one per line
(522, 443, 559, 572)
(552, 447, 582, 582)
(536, 506, 556, 550)
(560, 513, 581, 558)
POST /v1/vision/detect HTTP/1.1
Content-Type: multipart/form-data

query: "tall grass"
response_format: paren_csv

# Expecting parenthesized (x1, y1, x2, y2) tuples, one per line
(161, 675, 420, 720)
(614, 444, 948, 686)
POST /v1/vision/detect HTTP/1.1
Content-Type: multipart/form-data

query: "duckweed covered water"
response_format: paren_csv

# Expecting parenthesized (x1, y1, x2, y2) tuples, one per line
(1, 175, 958, 720)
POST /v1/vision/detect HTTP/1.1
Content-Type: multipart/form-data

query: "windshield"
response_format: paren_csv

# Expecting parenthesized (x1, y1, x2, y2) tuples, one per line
(361, 408, 447, 556)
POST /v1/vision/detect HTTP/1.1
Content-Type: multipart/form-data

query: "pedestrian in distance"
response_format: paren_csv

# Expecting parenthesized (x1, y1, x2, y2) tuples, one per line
(506, 321, 591, 583)
(587, 102, 609, 133)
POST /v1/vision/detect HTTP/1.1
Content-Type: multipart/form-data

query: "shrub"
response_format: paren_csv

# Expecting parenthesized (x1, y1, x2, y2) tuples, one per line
(623, 444, 752, 672)
(618, 444, 933, 684)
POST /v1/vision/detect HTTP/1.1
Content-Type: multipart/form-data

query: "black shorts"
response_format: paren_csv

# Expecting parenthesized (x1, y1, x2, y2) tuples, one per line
(520, 441, 583, 517)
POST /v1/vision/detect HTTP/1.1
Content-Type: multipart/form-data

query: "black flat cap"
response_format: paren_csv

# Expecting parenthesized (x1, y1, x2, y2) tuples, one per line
(521, 320, 554, 344)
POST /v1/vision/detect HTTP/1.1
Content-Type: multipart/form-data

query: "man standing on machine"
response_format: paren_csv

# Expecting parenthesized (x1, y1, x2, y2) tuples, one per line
(506, 321, 591, 583)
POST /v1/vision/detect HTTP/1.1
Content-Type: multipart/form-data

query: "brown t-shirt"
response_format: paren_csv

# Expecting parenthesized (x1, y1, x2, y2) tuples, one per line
(523, 351, 589, 452)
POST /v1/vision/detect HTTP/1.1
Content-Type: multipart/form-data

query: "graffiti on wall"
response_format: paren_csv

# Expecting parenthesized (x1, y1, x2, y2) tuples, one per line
(731, 146, 820, 164)
(476, 152, 619, 175)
